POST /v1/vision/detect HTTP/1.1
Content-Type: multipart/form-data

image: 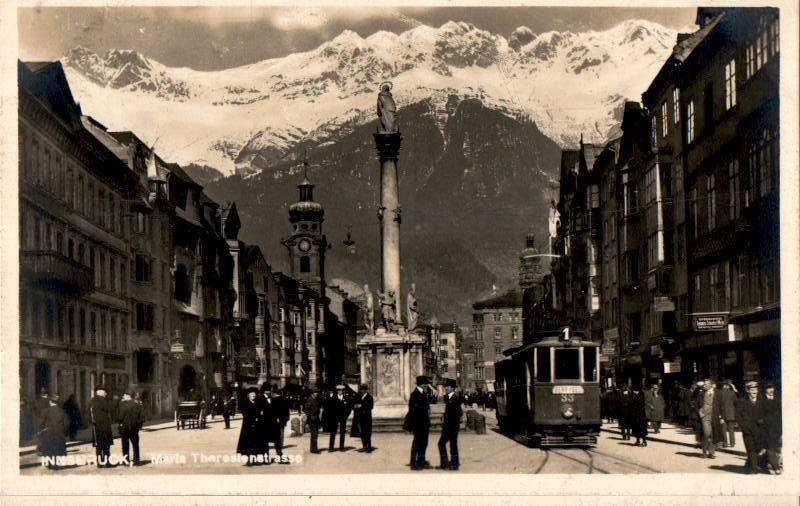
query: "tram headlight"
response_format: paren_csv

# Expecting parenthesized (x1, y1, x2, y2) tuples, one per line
(561, 404, 574, 419)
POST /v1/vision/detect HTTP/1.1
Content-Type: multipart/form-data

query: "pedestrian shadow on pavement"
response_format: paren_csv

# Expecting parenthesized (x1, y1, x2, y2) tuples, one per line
(709, 464, 749, 474)
(675, 451, 707, 459)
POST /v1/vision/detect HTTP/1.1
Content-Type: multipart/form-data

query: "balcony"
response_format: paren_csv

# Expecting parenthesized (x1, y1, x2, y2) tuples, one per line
(20, 250, 94, 293)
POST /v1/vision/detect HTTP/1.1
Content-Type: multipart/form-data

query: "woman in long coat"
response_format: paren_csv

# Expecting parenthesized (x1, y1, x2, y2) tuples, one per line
(38, 395, 68, 469)
(645, 385, 666, 433)
(237, 388, 265, 465)
(630, 386, 648, 447)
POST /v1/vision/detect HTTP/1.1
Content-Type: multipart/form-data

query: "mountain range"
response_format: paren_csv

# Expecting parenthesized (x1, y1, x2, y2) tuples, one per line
(58, 19, 683, 322)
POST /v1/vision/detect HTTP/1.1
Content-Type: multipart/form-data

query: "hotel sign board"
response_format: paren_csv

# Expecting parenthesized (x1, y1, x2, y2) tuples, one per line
(693, 314, 728, 332)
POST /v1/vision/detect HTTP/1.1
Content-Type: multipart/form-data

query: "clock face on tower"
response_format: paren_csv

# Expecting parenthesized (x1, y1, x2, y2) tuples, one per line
(298, 238, 312, 252)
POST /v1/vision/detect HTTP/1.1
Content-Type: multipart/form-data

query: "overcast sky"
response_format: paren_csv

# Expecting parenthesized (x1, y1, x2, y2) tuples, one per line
(18, 6, 697, 71)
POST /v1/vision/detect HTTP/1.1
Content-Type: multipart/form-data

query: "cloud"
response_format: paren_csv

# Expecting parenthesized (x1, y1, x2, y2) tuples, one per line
(270, 7, 329, 30)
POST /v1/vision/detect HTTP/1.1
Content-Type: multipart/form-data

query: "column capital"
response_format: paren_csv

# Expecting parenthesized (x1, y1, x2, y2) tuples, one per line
(373, 132, 402, 160)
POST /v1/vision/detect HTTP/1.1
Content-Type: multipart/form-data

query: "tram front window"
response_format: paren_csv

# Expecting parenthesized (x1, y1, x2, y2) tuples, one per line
(554, 348, 580, 380)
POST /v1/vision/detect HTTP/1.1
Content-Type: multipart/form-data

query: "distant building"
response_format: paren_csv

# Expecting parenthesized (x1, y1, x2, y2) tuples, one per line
(471, 290, 523, 392)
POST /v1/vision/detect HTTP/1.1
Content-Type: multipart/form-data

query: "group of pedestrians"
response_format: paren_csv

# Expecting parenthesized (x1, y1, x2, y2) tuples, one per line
(602, 377, 782, 475)
(405, 376, 462, 471)
(236, 383, 291, 465)
(35, 384, 145, 470)
(300, 383, 374, 454)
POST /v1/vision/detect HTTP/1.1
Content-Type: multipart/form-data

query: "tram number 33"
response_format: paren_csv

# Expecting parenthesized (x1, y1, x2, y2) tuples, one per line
(560, 394, 575, 403)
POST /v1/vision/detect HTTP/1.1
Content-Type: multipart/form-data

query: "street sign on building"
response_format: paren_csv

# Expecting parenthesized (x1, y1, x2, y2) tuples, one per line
(692, 313, 728, 332)
(664, 361, 681, 374)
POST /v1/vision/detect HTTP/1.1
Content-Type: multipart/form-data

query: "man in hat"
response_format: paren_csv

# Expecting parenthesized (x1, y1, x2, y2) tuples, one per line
(37, 393, 68, 469)
(325, 384, 351, 452)
(260, 383, 281, 463)
(718, 381, 738, 447)
(89, 385, 114, 467)
(407, 376, 431, 470)
(303, 389, 322, 453)
(271, 384, 290, 459)
(736, 378, 765, 474)
(353, 384, 374, 452)
(118, 389, 144, 466)
(762, 382, 782, 474)
(438, 378, 462, 470)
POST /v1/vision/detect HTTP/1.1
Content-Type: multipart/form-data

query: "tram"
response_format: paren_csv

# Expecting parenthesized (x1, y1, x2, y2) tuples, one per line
(494, 327, 601, 446)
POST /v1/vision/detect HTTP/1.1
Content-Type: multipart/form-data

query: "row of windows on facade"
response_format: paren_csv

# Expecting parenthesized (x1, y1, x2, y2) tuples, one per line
(650, 14, 778, 146)
(22, 212, 172, 297)
(19, 292, 134, 351)
(472, 326, 520, 341)
(20, 127, 171, 244)
(473, 312, 520, 324)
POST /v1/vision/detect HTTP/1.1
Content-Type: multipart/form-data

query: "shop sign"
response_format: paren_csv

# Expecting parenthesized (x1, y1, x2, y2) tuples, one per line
(664, 361, 681, 374)
(692, 313, 728, 332)
(653, 297, 675, 312)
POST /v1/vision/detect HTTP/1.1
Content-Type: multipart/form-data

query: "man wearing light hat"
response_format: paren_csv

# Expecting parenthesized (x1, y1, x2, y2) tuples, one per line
(89, 384, 114, 467)
(118, 389, 144, 466)
(325, 384, 351, 452)
(438, 378, 461, 470)
(736, 377, 765, 474)
(406, 375, 431, 470)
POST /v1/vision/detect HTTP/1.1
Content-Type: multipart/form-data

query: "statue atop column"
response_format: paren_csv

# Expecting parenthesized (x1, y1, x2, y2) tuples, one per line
(364, 283, 375, 335)
(376, 82, 398, 134)
(379, 289, 397, 331)
(407, 283, 419, 332)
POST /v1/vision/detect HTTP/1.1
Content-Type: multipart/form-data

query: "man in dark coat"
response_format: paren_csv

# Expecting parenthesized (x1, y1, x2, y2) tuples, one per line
(718, 381, 738, 447)
(303, 389, 322, 453)
(736, 379, 765, 474)
(33, 388, 50, 431)
(407, 375, 431, 470)
(630, 385, 648, 447)
(237, 387, 266, 465)
(260, 383, 283, 463)
(324, 384, 351, 452)
(761, 382, 782, 474)
(437, 378, 462, 470)
(62, 394, 82, 441)
(118, 389, 144, 466)
(645, 384, 665, 433)
(618, 386, 632, 440)
(38, 393, 68, 469)
(89, 385, 114, 467)
(353, 384, 374, 452)
(271, 384, 290, 454)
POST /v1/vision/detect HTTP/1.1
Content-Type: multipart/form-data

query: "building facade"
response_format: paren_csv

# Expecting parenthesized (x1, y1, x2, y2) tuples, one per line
(471, 290, 523, 392)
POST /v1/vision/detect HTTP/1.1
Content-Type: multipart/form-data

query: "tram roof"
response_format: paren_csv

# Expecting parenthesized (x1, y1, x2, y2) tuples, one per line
(502, 331, 598, 357)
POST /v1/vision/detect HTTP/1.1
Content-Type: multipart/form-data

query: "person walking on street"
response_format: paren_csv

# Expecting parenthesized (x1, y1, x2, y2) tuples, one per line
(645, 384, 665, 434)
(718, 381, 737, 448)
(304, 389, 322, 453)
(222, 395, 233, 429)
(631, 384, 648, 447)
(736, 378, 765, 474)
(619, 386, 632, 440)
(37, 393, 68, 470)
(260, 383, 284, 463)
(353, 384, 374, 452)
(698, 379, 723, 458)
(761, 382, 782, 474)
(118, 389, 144, 466)
(406, 376, 431, 470)
(237, 387, 266, 465)
(89, 385, 114, 467)
(437, 378, 462, 470)
(62, 394, 82, 441)
(324, 384, 351, 452)
(271, 384, 290, 459)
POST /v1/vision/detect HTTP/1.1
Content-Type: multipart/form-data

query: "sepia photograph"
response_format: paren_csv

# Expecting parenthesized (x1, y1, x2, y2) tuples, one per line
(2, 0, 798, 502)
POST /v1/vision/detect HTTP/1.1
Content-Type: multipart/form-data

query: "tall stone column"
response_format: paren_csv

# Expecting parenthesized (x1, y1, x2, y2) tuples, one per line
(374, 133, 403, 317)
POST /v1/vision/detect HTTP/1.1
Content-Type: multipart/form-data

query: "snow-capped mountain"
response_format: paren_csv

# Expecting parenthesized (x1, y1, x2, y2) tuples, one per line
(61, 19, 679, 176)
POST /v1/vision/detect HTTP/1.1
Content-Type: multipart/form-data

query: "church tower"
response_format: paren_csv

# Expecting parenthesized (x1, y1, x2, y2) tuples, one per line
(283, 158, 326, 296)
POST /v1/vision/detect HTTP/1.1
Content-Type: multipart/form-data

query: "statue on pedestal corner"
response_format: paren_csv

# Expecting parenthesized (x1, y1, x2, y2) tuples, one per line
(376, 82, 398, 134)
(364, 284, 375, 335)
(379, 289, 397, 331)
(407, 283, 419, 332)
